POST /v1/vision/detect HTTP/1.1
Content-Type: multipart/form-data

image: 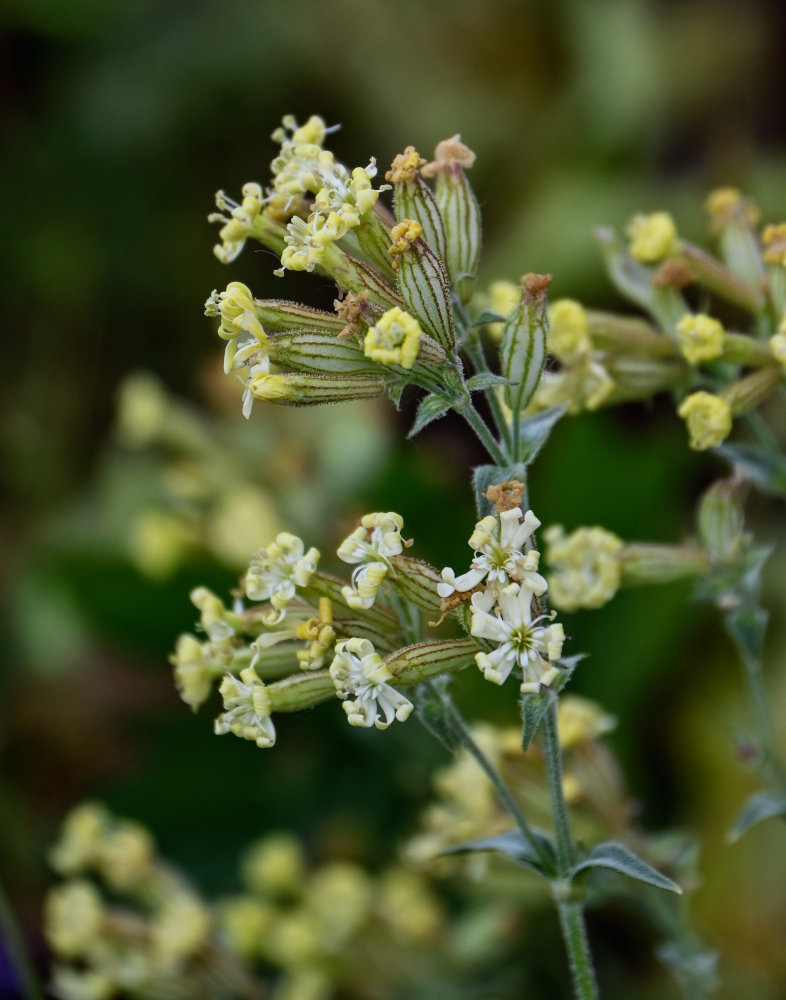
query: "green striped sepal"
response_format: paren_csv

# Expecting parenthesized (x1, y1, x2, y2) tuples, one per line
(500, 273, 551, 416)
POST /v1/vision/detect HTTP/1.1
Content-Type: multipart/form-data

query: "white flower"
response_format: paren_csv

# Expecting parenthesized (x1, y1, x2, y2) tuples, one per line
(214, 668, 276, 749)
(438, 507, 546, 598)
(337, 512, 406, 609)
(245, 533, 320, 622)
(470, 584, 564, 691)
(329, 637, 413, 730)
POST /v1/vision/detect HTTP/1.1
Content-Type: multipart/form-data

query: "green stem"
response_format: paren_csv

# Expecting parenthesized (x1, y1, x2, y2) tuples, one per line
(0, 881, 43, 1000)
(542, 699, 599, 999)
(434, 687, 552, 871)
(457, 402, 509, 466)
(463, 332, 514, 455)
(542, 699, 575, 872)
(555, 896, 600, 1000)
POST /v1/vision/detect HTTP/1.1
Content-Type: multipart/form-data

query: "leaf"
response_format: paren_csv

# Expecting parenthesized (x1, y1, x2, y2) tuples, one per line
(724, 604, 768, 665)
(441, 829, 554, 877)
(520, 654, 583, 751)
(466, 372, 509, 392)
(715, 443, 786, 496)
(471, 308, 506, 327)
(408, 393, 452, 438)
(472, 463, 529, 518)
(728, 791, 786, 842)
(521, 690, 551, 752)
(595, 227, 654, 313)
(387, 378, 407, 409)
(569, 842, 682, 894)
(414, 680, 460, 752)
(518, 405, 566, 464)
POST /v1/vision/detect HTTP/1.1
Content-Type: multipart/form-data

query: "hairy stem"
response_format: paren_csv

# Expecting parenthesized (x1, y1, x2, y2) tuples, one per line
(433, 686, 552, 871)
(457, 402, 509, 466)
(542, 699, 599, 999)
(555, 895, 600, 1000)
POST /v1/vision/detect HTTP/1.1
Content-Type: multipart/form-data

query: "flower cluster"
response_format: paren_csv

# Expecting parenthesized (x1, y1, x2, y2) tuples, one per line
(170, 512, 482, 748)
(441, 505, 565, 693)
(46, 804, 214, 1000)
(46, 806, 446, 1000)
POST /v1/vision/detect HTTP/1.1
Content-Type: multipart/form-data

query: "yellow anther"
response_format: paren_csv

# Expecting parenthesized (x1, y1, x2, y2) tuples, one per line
(385, 146, 425, 184)
(387, 218, 424, 267)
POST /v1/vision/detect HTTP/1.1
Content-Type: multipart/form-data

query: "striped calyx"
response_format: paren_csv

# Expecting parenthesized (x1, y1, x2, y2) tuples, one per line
(500, 274, 551, 415)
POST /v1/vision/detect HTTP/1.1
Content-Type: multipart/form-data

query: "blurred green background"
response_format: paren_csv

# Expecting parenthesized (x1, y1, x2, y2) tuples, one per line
(3, 0, 786, 996)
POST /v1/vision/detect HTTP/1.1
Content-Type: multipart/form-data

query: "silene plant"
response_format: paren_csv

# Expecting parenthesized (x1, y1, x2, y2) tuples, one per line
(44, 116, 786, 1000)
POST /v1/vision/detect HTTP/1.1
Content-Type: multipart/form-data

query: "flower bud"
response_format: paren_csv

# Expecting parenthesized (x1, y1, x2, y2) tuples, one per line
(627, 212, 678, 263)
(677, 241, 761, 313)
(268, 332, 382, 374)
(421, 136, 481, 304)
(389, 555, 443, 614)
(388, 146, 448, 264)
(697, 479, 748, 564)
(676, 313, 725, 364)
(390, 220, 456, 352)
(705, 190, 765, 296)
(500, 274, 551, 415)
(387, 637, 479, 684)
(677, 391, 733, 450)
(246, 370, 388, 407)
(252, 299, 346, 334)
(620, 544, 710, 585)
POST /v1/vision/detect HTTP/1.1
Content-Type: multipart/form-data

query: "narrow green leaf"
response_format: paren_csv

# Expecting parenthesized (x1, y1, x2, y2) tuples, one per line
(728, 791, 786, 842)
(595, 228, 654, 313)
(716, 443, 786, 496)
(518, 405, 566, 464)
(466, 372, 509, 392)
(520, 654, 583, 751)
(570, 842, 681, 894)
(472, 463, 529, 518)
(441, 829, 554, 877)
(471, 309, 506, 327)
(408, 393, 452, 438)
(521, 689, 551, 752)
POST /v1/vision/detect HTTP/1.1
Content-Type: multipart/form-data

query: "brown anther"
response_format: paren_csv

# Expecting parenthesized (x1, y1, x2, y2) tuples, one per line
(385, 146, 425, 184)
(520, 273, 553, 304)
(334, 291, 370, 339)
(421, 135, 476, 178)
(484, 480, 526, 513)
(652, 258, 694, 289)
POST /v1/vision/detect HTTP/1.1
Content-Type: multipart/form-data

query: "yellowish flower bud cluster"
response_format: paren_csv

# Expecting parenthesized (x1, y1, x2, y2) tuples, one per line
(46, 805, 214, 1000)
(548, 299, 592, 361)
(626, 211, 678, 263)
(217, 830, 444, 996)
(675, 313, 725, 364)
(544, 525, 624, 612)
(363, 306, 423, 369)
(387, 217, 424, 267)
(677, 391, 733, 450)
(406, 707, 630, 867)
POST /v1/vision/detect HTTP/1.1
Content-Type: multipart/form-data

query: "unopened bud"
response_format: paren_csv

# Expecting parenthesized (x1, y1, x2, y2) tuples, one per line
(620, 544, 710, 585)
(392, 223, 456, 352)
(421, 136, 481, 304)
(697, 479, 748, 564)
(387, 637, 479, 684)
(500, 274, 551, 416)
